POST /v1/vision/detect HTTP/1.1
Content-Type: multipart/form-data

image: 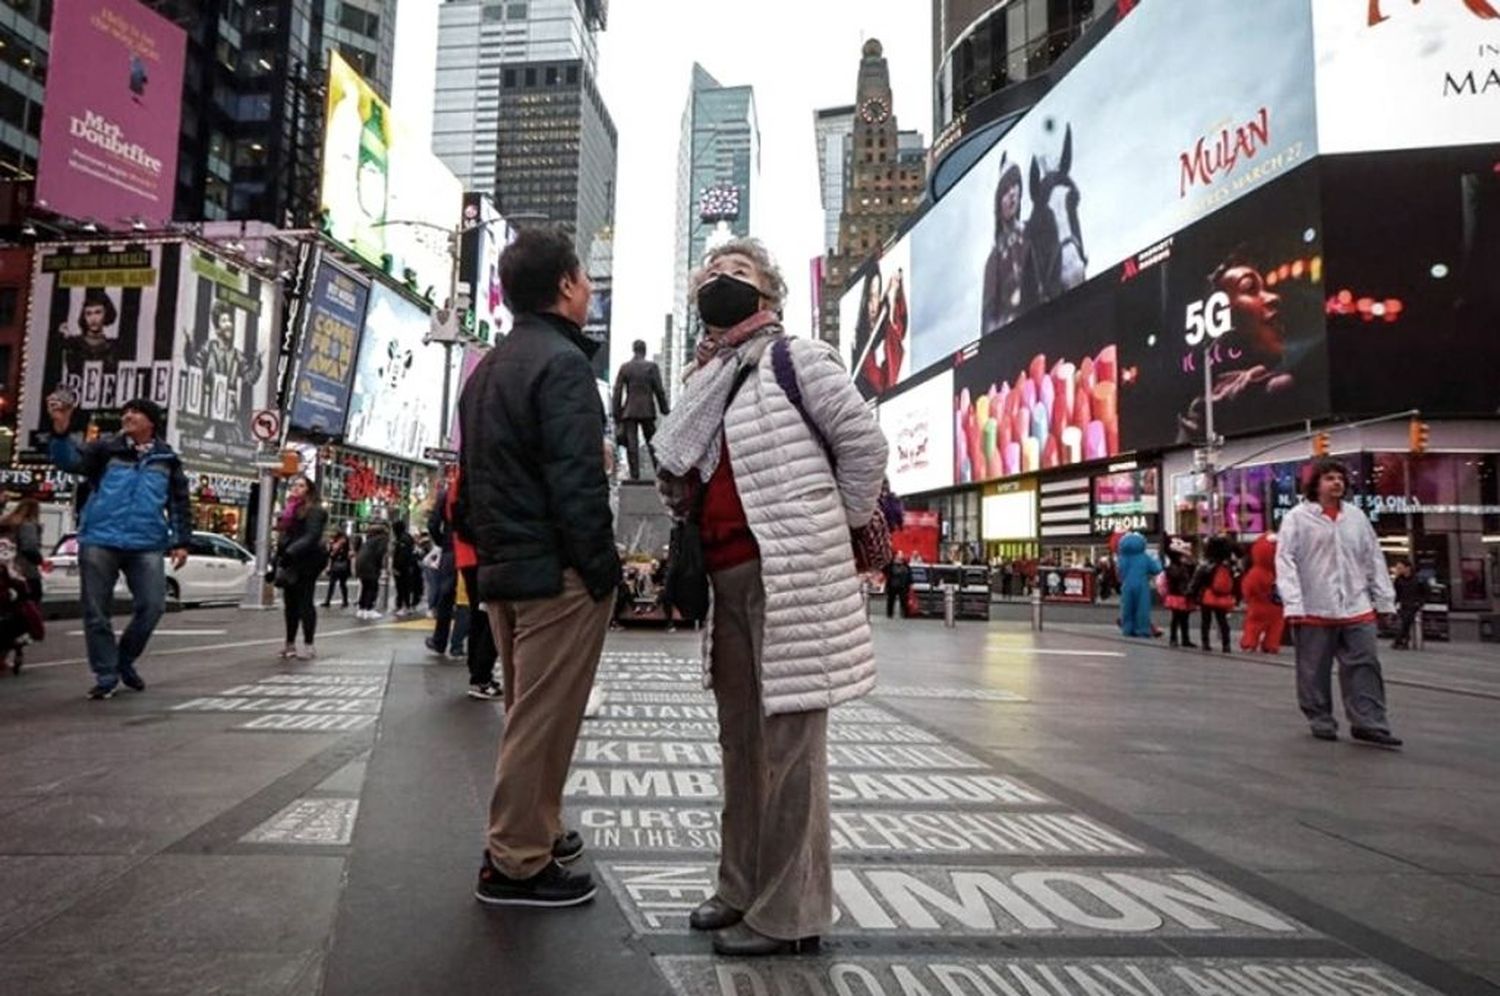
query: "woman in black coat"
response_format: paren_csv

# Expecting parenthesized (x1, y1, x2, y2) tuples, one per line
(355, 522, 390, 618)
(275, 475, 329, 659)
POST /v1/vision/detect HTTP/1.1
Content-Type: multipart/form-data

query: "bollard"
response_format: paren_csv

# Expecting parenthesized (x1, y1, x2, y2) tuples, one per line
(943, 585, 957, 628)
(1412, 610, 1424, 651)
(1031, 587, 1043, 632)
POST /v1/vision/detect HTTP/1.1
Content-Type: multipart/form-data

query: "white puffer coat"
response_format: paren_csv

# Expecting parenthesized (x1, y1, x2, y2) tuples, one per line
(705, 336, 888, 716)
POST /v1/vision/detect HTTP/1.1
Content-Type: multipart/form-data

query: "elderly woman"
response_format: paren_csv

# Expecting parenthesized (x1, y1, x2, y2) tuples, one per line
(654, 238, 888, 956)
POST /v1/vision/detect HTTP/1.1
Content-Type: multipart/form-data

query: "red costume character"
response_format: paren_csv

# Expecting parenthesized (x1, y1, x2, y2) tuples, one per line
(1240, 533, 1285, 654)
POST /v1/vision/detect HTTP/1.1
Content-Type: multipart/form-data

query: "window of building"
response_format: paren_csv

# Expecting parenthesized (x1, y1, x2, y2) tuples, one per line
(483, 4, 505, 20)
(0, 287, 18, 329)
(506, 1, 528, 17)
(566, 65, 578, 85)
(525, 67, 537, 86)
(503, 68, 516, 87)
(546, 66, 557, 85)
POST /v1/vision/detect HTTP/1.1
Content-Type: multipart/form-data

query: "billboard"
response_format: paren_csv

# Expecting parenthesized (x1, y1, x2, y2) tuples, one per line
(321, 52, 462, 299)
(845, 235, 913, 401)
(459, 193, 514, 343)
(287, 257, 370, 436)
(910, 0, 1318, 371)
(1321, 145, 1500, 417)
(34, 0, 186, 227)
(169, 247, 278, 475)
(1314, 0, 1500, 155)
(877, 370, 953, 496)
(345, 283, 445, 461)
(19, 242, 177, 459)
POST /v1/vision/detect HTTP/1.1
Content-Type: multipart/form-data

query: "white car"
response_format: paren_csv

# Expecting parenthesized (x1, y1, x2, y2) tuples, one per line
(43, 531, 257, 606)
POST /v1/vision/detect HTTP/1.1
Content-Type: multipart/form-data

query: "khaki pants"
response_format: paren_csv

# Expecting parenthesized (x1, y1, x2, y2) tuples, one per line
(486, 569, 612, 878)
(709, 559, 832, 940)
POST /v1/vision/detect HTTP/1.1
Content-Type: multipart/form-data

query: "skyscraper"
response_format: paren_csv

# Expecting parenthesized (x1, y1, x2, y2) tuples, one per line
(818, 39, 926, 348)
(814, 105, 857, 254)
(667, 64, 758, 395)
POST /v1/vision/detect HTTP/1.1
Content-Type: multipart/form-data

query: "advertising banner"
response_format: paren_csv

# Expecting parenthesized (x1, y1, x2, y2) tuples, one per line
(911, 0, 1318, 371)
(1321, 145, 1500, 417)
(877, 370, 953, 496)
(287, 258, 370, 436)
(1091, 466, 1161, 535)
(1314, 0, 1500, 155)
(35, 0, 186, 227)
(460, 193, 514, 343)
(19, 241, 178, 459)
(169, 247, 277, 475)
(1116, 163, 1329, 449)
(321, 52, 462, 299)
(845, 235, 913, 400)
(345, 283, 445, 462)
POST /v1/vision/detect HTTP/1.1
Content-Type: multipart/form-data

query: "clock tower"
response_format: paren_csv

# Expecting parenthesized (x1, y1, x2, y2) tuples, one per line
(819, 39, 926, 349)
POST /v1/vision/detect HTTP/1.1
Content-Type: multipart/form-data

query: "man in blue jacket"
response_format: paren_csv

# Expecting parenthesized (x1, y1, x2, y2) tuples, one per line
(49, 396, 191, 699)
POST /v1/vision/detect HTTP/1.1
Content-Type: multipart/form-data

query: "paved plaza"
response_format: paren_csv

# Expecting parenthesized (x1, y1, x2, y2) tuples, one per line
(0, 607, 1496, 994)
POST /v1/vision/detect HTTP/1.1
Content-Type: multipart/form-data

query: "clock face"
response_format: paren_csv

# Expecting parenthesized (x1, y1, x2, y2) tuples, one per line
(860, 97, 889, 125)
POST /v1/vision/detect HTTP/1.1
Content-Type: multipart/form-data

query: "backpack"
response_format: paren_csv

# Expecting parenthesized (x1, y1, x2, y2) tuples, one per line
(1211, 564, 1233, 597)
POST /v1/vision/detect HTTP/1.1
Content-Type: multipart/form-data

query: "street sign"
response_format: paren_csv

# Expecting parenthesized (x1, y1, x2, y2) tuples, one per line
(250, 409, 282, 443)
(423, 446, 460, 463)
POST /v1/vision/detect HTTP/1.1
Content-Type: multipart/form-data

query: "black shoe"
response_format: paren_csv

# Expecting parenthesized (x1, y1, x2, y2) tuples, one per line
(1351, 728, 1403, 748)
(711, 923, 820, 957)
(86, 684, 117, 700)
(1181, 641, 1196, 649)
(474, 854, 595, 908)
(467, 681, 503, 701)
(690, 895, 743, 931)
(552, 830, 584, 864)
(118, 668, 145, 692)
(1311, 728, 1338, 742)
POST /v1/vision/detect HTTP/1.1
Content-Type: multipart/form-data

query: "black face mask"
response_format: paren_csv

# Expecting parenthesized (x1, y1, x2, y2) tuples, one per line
(696, 274, 763, 328)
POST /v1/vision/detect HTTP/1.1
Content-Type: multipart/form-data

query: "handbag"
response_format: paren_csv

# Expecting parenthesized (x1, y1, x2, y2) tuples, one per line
(768, 338, 894, 574)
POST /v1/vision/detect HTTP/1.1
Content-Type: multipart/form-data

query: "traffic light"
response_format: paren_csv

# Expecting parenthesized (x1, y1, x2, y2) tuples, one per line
(1311, 432, 1331, 457)
(1408, 418, 1430, 455)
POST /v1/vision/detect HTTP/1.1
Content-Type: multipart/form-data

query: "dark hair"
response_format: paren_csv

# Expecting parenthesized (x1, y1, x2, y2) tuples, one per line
(0, 497, 39, 528)
(290, 474, 322, 516)
(122, 397, 165, 434)
(210, 300, 237, 327)
(1303, 458, 1351, 502)
(78, 289, 118, 332)
(499, 227, 582, 315)
(632, 339, 647, 356)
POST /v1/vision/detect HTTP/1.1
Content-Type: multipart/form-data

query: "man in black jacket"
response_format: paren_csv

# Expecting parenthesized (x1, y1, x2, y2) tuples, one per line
(612, 339, 669, 480)
(459, 227, 621, 910)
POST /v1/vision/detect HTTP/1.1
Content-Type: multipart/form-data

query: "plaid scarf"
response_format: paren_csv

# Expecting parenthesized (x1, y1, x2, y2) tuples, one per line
(653, 312, 781, 500)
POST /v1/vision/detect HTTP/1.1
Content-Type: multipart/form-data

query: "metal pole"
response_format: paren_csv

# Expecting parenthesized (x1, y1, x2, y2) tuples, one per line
(1030, 586, 1043, 632)
(1202, 346, 1217, 536)
(943, 584, 957, 628)
(439, 341, 454, 450)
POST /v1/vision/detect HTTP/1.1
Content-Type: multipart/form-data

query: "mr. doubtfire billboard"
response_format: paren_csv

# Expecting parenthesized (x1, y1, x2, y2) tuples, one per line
(34, 0, 186, 227)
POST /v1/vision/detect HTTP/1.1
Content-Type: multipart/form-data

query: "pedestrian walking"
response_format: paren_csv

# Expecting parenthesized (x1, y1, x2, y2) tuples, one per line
(0, 499, 45, 603)
(612, 339, 670, 481)
(355, 522, 389, 619)
(1191, 536, 1238, 653)
(883, 554, 912, 618)
(322, 532, 352, 608)
(47, 396, 191, 699)
(654, 238, 888, 956)
(1162, 541, 1196, 648)
(1391, 559, 1425, 650)
(1276, 458, 1402, 747)
(458, 226, 621, 909)
(273, 475, 328, 661)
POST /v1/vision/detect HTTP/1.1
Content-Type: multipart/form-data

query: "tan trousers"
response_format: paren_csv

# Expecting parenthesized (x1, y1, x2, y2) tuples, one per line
(486, 569, 612, 878)
(709, 559, 833, 940)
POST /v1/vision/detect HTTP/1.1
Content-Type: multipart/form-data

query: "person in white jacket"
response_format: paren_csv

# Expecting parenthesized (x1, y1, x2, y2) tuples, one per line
(1275, 458, 1402, 747)
(654, 238, 888, 957)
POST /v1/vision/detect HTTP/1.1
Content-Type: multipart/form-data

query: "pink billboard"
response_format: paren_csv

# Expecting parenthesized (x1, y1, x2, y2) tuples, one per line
(35, 0, 186, 227)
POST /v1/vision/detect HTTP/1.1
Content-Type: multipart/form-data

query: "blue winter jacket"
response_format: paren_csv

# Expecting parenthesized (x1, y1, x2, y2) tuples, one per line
(50, 433, 193, 552)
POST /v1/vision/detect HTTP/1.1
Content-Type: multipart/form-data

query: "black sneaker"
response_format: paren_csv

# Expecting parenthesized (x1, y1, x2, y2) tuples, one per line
(552, 829, 584, 864)
(86, 684, 117, 700)
(467, 681, 503, 701)
(118, 668, 145, 692)
(1351, 728, 1403, 748)
(474, 854, 596, 908)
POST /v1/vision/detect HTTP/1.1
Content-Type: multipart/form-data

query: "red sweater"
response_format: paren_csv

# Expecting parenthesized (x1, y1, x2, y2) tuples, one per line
(700, 440, 758, 573)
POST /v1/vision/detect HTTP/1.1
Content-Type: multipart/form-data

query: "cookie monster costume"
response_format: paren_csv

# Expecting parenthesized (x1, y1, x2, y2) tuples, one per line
(1115, 531, 1161, 638)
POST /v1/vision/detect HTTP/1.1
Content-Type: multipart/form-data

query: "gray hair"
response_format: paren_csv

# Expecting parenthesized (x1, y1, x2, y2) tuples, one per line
(694, 237, 788, 313)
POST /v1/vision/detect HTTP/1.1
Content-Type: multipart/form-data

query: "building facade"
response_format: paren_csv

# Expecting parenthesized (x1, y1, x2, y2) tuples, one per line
(666, 64, 758, 395)
(814, 105, 855, 254)
(817, 39, 926, 349)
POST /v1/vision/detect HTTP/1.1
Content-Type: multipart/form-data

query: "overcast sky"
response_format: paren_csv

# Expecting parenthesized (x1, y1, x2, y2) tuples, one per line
(393, 0, 933, 377)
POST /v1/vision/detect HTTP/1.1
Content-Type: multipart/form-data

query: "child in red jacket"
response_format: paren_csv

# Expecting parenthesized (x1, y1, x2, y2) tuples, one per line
(1240, 533, 1285, 654)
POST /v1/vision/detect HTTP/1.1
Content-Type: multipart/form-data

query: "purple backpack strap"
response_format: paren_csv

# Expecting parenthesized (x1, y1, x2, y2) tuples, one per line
(770, 338, 832, 459)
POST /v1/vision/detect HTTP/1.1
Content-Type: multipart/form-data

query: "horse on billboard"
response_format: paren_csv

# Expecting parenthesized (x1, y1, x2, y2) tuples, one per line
(1021, 125, 1088, 311)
